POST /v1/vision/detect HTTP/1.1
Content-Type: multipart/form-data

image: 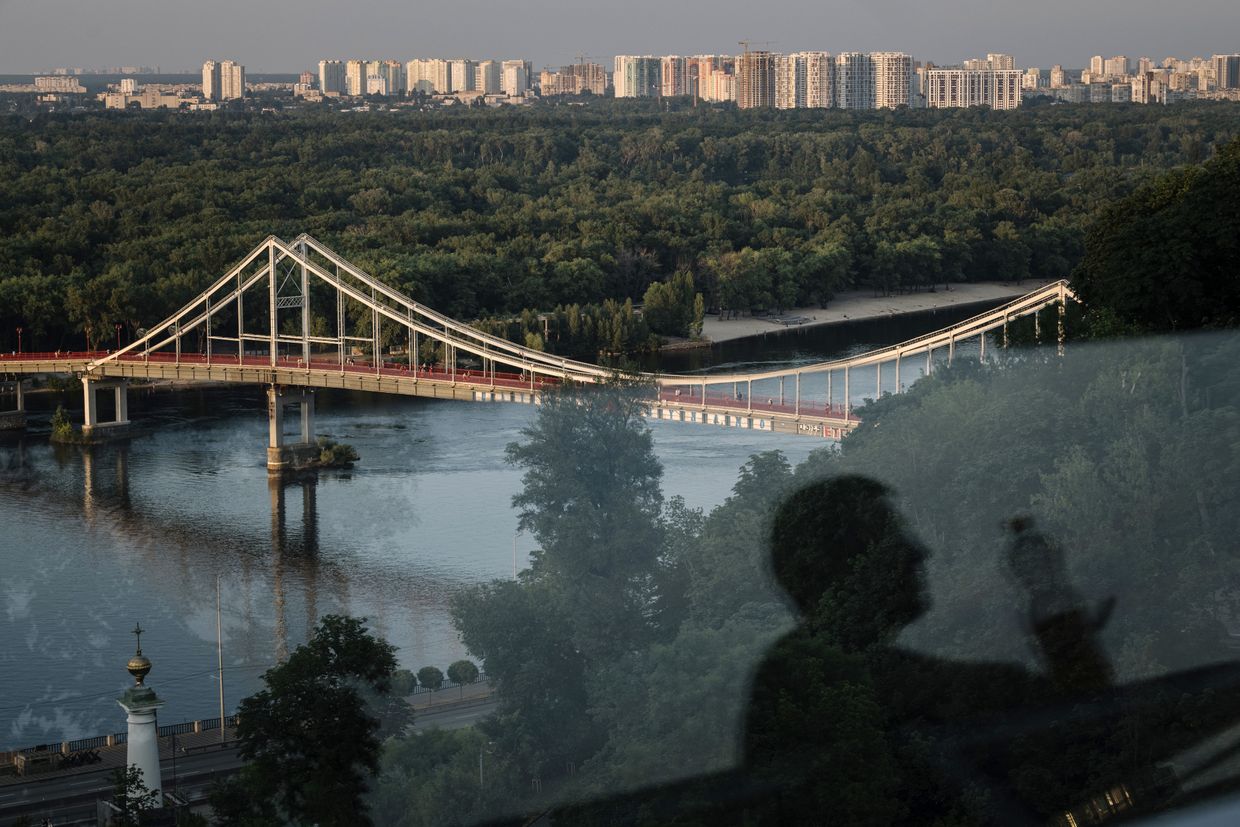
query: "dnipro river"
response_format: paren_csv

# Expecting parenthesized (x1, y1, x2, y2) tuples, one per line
(0, 302, 995, 748)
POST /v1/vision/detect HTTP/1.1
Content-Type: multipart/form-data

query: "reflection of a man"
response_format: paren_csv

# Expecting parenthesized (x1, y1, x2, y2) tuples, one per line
(742, 476, 1240, 826)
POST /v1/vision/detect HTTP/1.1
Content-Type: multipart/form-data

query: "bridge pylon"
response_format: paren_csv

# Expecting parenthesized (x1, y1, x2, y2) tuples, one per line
(266, 385, 318, 473)
(81, 377, 130, 437)
(0, 379, 27, 430)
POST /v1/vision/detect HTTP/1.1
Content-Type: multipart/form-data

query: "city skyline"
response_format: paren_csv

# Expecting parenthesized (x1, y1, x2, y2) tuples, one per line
(1, 0, 1236, 74)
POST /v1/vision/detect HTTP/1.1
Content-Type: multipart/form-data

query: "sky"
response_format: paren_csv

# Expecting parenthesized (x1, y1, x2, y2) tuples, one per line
(0, 0, 1236, 74)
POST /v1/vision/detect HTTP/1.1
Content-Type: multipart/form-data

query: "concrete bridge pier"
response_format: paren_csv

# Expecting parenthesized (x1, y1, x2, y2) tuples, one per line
(266, 386, 318, 473)
(81, 378, 130, 437)
(0, 379, 27, 429)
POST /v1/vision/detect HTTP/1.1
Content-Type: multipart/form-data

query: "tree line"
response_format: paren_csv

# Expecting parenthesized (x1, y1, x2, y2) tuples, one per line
(2, 102, 1237, 356)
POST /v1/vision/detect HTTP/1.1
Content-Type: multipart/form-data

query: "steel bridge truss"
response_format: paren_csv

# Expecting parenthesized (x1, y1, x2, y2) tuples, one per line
(75, 235, 1076, 438)
(89, 234, 617, 388)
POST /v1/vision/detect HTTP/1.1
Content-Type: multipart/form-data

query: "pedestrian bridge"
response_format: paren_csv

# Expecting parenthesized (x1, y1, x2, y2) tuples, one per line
(0, 234, 1075, 457)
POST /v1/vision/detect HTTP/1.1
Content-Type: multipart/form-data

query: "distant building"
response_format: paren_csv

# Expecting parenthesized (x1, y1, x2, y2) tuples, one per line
(987, 53, 1016, 70)
(1213, 54, 1240, 89)
(1104, 56, 1130, 78)
(872, 52, 913, 108)
(834, 52, 874, 110)
(1050, 64, 1066, 88)
(35, 76, 86, 93)
(613, 56, 660, 97)
(691, 55, 734, 102)
(202, 60, 220, 101)
(540, 63, 607, 96)
(476, 60, 502, 95)
(103, 89, 186, 109)
(661, 56, 689, 96)
(119, 78, 137, 95)
(220, 60, 245, 100)
(925, 68, 1022, 110)
(774, 51, 833, 109)
(501, 60, 532, 97)
(345, 60, 366, 96)
(448, 59, 476, 92)
(735, 50, 775, 109)
(1090, 55, 1104, 76)
(1022, 68, 1042, 90)
(319, 60, 346, 95)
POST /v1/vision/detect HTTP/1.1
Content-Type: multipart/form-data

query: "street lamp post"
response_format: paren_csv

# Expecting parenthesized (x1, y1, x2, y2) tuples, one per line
(15, 327, 21, 355)
(115, 323, 122, 351)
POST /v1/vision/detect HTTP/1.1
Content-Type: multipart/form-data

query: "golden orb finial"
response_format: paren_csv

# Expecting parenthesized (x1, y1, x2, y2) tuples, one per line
(126, 622, 152, 685)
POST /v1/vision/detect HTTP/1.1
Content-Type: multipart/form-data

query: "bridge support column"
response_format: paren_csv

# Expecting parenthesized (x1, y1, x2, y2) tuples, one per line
(0, 379, 26, 429)
(266, 386, 318, 473)
(81, 378, 130, 438)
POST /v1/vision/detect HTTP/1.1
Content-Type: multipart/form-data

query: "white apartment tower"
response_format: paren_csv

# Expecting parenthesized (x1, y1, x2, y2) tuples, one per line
(614, 56, 661, 97)
(834, 52, 874, 110)
(872, 52, 913, 108)
(775, 53, 807, 109)
(447, 59, 476, 92)
(661, 56, 689, 97)
(925, 68, 1022, 110)
(202, 60, 220, 101)
(219, 60, 245, 100)
(476, 60, 502, 95)
(318, 60, 346, 95)
(502, 59, 531, 96)
(987, 53, 1016, 70)
(345, 60, 366, 96)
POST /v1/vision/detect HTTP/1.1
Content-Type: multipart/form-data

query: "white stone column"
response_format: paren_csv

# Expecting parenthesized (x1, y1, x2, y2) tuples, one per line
(121, 698, 163, 800)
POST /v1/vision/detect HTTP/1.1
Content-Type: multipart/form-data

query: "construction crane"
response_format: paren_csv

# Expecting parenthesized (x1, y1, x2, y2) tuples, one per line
(737, 39, 776, 55)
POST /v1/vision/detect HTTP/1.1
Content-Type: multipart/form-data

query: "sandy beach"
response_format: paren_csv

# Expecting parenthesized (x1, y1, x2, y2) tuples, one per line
(701, 280, 1054, 345)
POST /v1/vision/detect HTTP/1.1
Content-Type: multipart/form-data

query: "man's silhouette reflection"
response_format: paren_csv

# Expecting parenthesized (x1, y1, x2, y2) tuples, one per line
(550, 475, 1240, 827)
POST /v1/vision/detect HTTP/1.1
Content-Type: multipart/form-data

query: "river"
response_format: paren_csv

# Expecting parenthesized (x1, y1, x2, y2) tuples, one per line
(0, 301, 996, 748)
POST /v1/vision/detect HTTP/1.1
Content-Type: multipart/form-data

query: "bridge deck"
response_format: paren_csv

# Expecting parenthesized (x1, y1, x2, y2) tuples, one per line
(0, 351, 855, 438)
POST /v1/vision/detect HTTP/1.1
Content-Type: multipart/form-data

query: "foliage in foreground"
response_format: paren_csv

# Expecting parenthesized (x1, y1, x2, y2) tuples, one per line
(214, 615, 402, 827)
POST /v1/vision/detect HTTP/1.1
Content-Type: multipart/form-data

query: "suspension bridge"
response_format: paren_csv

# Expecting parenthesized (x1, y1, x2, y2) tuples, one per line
(0, 234, 1074, 466)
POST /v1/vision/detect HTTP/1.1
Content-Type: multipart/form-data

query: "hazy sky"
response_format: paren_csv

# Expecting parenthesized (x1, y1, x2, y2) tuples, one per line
(0, 0, 1236, 73)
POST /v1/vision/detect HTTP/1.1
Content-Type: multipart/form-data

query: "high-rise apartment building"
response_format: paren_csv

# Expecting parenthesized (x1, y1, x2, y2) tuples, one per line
(804, 52, 834, 108)
(345, 60, 366, 96)
(1137, 56, 1154, 76)
(661, 56, 690, 96)
(219, 60, 245, 100)
(1090, 55, 1104, 76)
(502, 59, 531, 96)
(202, 60, 220, 101)
(834, 52, 874, 110)
(380, 60, 405, 95)
(476, 60, 501, 95)
(775, 53, 806, 109)
(775, 52, 833, 109)
(1104, 56, 1130, 78)
(691, 55, 735, 102)
(925, 68, 1021, 109)
(1022, 68, 1042, 90)
(736, 50, 776, 109)
(1213, 54, 1240, 89)
(1050, 64, 1066, 88)
(540, 63, 608, 96)
(614, 56, 661, 97)
(987, 53, 1016, 70)
(319, 60, 346, 95)
(872, 52, 913, 108)
(448, 59, 476, 92)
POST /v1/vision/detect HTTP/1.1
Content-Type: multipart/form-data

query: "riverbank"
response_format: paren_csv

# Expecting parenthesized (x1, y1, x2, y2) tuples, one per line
(700, 280, 1053, 345)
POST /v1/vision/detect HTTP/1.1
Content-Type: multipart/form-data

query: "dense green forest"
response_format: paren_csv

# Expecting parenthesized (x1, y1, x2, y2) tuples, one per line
(1, 102, 1238, 355)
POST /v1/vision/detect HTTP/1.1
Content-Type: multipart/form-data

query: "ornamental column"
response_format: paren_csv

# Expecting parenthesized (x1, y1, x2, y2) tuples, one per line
(117, 623, 164, 804)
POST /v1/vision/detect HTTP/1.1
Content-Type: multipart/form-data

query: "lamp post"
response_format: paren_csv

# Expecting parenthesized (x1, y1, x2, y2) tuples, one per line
(15, 327, 21, 355)
(115, 323, 122, 351)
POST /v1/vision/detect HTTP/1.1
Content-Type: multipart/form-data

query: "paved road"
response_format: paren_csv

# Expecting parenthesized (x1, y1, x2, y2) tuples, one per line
(0, 697, 496, 825)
